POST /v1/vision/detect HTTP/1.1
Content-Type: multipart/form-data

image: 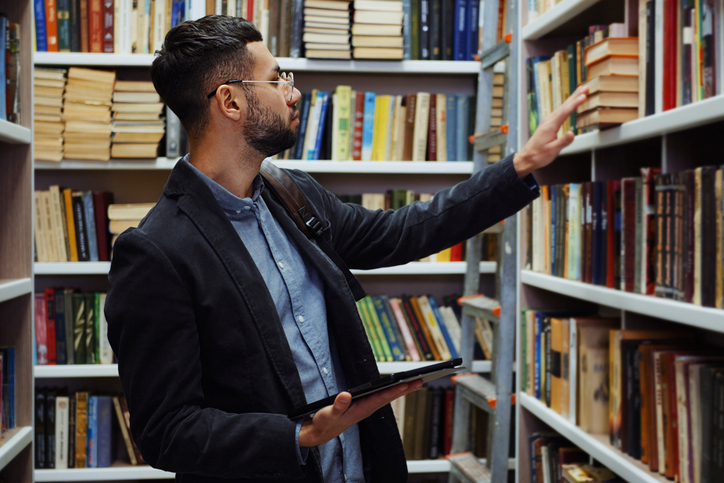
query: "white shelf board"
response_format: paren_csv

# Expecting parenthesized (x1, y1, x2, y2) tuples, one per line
(35, 464, 175, 481)
(522, 0, 605, 40)
(34, 364, 119, 378)
(352, 262, 495, 276)
(0, 119, 31, 145)
(33, 52, 480, 73)
(560, 95, 724, 155)
(378, 360, 491, 374)
(0, 279, 32, 304)
(520, 394, 668, 483)
(521, 270, 724, 331)
(408, 457, 514, 472)
(35, 262, 111, 275)
(35, 158, 475, 174)
(0, 427, 33, 473)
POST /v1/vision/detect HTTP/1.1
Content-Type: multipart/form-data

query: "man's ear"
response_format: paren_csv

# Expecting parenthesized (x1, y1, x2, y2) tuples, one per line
(213, 85, 244, 122)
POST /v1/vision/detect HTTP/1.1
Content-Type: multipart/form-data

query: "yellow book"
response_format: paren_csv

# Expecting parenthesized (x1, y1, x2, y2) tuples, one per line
(436, 247, 452, 262)
(332, 85, 352, 160)
(63, 188, 79, 262)
(371, 95, 390, 161)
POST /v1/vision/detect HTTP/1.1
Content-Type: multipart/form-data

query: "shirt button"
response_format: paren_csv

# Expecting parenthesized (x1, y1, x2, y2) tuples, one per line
(244, 206, 251, 211)
(298, 315, 304, 323)
(235, 209, 241, 214)
(323, 367, 328, 375)
(278, 261, 284, 269)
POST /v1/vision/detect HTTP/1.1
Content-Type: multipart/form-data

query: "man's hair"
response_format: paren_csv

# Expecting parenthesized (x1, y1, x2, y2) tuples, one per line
(150, 15, 263, 139)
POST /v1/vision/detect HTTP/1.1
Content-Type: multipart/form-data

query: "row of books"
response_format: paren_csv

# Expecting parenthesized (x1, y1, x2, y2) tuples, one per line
(0, 15, 20, 124)
(524, 165, 724, 308)
(34, 290, 113, 366)
(34, 390, 143, 469)
(356, 294, 493, 363)
(522, 314, 724, 483)
(528, 433, 623, 483)
(389, 386, 490, 461)
(273, 87, 480, 162)
(526, 23, 639, 136)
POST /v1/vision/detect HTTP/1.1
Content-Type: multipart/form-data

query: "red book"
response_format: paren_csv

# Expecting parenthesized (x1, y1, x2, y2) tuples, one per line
(88, 0, 103, 52)
(442, 388, 455, 455)
(426, 93, 437, 161)
(622, 178, 637, 292)
(102, 0, 113, 52)
(79, 0, 89, 52)
(45, 0, 59, 52)
(92, 191, 114, 262)
(450, 242, 463, 262)
(351, 91, 365, 161)
(683, 170, 695, 302)
(247, 0, 254, 21)
(606, 180, 618, 288)
(663, 0, 678, 110)
(401, 295, 434, 361)
(641, 167, 660, 295)
(44, 288, 58, 365)
(34, 294, 49, 365)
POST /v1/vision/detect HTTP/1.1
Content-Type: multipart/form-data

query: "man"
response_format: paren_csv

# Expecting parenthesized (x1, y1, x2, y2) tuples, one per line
(105, 15, 587, 483)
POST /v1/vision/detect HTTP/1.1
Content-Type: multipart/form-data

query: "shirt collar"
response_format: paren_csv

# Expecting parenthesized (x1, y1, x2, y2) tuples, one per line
(182, 155, 265, 213)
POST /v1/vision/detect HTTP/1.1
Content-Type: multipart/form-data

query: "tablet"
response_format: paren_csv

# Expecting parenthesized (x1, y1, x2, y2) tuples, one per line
(288, 358, 464, 419)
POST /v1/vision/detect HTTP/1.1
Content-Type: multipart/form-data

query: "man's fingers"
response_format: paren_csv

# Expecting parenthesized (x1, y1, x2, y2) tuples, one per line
(331, 391, 353, 416)
(548, 130, 575, 152)
(547, 86, 589, 127)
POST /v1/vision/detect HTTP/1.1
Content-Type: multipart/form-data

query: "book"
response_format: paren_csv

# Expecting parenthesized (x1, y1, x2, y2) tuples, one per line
(586, 56, 639, 78)
(584, 37, 639, 65)
(576, 108, 639, 128)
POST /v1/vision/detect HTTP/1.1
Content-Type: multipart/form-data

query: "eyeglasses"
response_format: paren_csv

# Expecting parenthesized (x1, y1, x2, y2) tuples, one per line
(206, 72, 295, 101)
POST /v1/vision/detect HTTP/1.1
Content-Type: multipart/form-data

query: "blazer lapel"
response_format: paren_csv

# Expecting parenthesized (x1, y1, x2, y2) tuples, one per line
(166, 162, 307, 409)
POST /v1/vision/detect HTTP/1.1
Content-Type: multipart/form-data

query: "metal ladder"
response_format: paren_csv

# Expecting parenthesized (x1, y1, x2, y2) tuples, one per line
(446, 0, 518, 480)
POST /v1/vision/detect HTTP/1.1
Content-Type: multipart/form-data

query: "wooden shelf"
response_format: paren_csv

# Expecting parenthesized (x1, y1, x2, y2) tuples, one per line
(34, 463, 175, 481)
(559, 95, 724, 155)
(522, 0, 606, 40)
(36, 158, 476, 174)
(33, 53, 480, 73)
(0, 427, 33, 473)
(0, 279, 32, 304)
(519, 394, 668, 483)
(521, 270, 724, 332)
(0, 119, 31, 145)
(34, 261, 492, 276)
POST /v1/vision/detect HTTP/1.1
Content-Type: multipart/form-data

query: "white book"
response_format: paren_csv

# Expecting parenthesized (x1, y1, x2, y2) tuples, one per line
(568, 318, 577, 424)
(188, 0, 207, 19)
(116, 0, 133, 54)
(215, 0, 223, 14)
(55, 396, 70, 469)
(654, 0, 663, 113)
(412, 92, 429, 161)
(152, 0, 166, 54)
(440, 306, 462, 355)
(99, 293, 114, 364)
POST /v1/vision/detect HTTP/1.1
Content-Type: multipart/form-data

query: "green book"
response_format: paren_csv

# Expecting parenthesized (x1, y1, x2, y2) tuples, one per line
(84, 293, 96, 364)
(356, 298, 382, 362)
(363, 296, 393, 362)
(72, 293, 86, 365)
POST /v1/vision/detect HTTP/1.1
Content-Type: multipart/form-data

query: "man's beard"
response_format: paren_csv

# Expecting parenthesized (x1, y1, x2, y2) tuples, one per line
(243, 91, 298, 157)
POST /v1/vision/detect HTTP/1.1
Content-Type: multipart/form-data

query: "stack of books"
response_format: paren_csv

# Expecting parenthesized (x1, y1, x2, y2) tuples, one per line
(107, 203, 155, 248)
(63, 68, 115, 162)
(33, 67, 67, 163)
(110, 81, 165, 159)
(351, 0, 403, 59)
(576, 37, 639, 131)
(303, 0, 352, 59)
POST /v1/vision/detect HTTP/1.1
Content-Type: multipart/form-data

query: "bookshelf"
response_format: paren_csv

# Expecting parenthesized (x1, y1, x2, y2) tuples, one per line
(516, 0, 724, 481)
(31, 23, 495, 479)
(0, 0, 34, 480)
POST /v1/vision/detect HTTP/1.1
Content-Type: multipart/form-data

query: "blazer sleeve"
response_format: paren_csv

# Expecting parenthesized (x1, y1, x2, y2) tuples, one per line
(297, 153, 539, 270)
(105, 228, 308, 480)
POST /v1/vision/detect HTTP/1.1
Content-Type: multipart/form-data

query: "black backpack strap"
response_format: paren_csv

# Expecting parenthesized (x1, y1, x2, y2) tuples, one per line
(259, 161, 366, 301)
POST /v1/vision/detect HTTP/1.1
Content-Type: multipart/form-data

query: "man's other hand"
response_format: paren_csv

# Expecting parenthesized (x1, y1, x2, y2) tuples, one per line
(513, 85, 590, 178)
(298, 379, 424, 447)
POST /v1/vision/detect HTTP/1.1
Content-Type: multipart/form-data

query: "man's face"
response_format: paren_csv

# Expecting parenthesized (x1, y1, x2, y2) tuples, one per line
(242, 42, 300, 157)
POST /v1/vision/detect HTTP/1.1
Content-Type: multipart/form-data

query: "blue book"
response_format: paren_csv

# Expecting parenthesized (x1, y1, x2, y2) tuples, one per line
(455, 94, 470, 162)
(427, 296, 459, 359)
(82, 191, 99, 262)
(402, 0, 412, 60)
(96, 396, 113, 467)
(361, 92, 376, 161)
(534, 312, 542, 399)
(0, 16, 7, 121)
(453, 0, 467, 61)
(372, 296, 406, 361)
(446, 95, 457, 161)
(550, 185, 556, 276)
(33, 0, 47, 52)
(466, 0, 479, 60)
(312, 92, 329, 160)
(87, 396, 98, 467)
(294, 92, 312, 160)
(54, 288, 68, 365)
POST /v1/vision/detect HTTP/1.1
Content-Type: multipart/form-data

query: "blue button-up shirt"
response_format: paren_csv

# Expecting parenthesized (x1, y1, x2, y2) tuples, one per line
(185, 158, 364, 483)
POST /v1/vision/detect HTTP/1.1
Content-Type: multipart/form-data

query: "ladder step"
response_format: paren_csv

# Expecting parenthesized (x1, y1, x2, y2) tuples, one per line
(460, 295, 500, 323)
(473, 130, 508, 153)
(447, 452, 492, 483)
(479, 39, 510, 70)
(453, 374, 497, 413)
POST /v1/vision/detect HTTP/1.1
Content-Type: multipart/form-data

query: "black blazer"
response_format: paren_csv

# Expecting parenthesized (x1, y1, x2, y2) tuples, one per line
(105, 155, 538, 482)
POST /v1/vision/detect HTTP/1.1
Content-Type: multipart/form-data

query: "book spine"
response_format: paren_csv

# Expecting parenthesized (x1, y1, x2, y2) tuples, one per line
(465, 0, 478, 60)
(57, 0, 72, 51)
(44, 288, 58, 365)
(426, 93, 437, 161)
(72, 294, 87, 365)
(54, 288, 68, 365)
(64, 289, 75, 364)
(72, 193, 90, 261)
(46, 391, 56, 468)
(419, 0, 430, 60)
(452, 0, 466, 60)
(102, 0, 113, 52)
(68, 395, 76, 467)
(82, 191, 99, 262)
(372, 296, 405, 361)
(96, 396, 112, 467)
(55, 396, 69, 469)
(361, 92, 376, 161)
(86, 396, 97, 467)
(35, 0, 48, 51)
(35, 390, 46, 468)
(88, 0, 103, 52)
(84, 292, 96, 364)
